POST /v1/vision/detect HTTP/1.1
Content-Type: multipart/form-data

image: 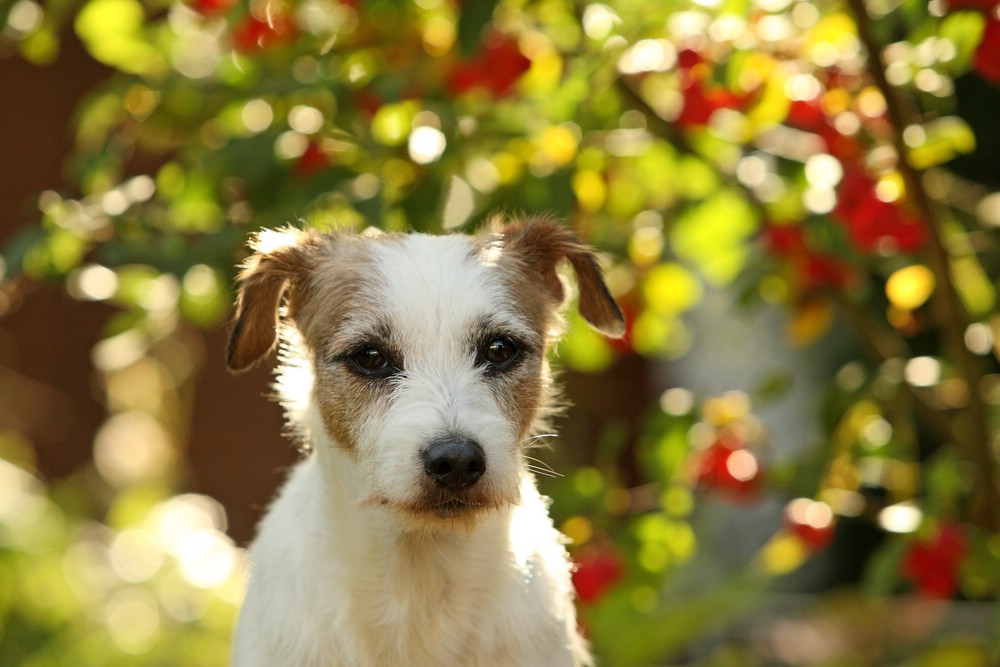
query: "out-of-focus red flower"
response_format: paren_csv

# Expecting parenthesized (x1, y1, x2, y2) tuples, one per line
(446, 34, 532, 98)
(294, 141, 330, 176)
(945, 0, 999, 11)
(786, 98, 825, 131)
(572, 544, 625, 604)
(801, 254, 855, 290)
(973, 18, 1000, 85)
(902, 522, 967, 598)
(693, 432, 764, 503)
(833, 168, 927, 253)
(233, 15, 296, 53)
(676, 48, 704, 70)
(763, 224, 855, 291)
(784, 498, 837, 552)
(675, 72, 747, 128)
(189, 0, 234, 15)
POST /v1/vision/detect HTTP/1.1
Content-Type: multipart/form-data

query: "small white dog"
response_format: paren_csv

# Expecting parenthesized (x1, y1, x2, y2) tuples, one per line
(227, 217, 624, 667)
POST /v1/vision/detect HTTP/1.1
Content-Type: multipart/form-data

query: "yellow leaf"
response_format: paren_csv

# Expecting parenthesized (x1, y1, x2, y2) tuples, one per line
(74, 0, 166, 76)
(886, 264, 935, 310)
(757, 532, 809, 576)
(643, 263, 702, 316)
(786, 295, 834, 346)
(538, 125, 578, 167)
(572, 169, 606, 213)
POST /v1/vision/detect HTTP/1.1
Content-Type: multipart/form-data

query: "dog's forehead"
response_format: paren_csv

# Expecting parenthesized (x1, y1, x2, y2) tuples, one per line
(369, 233, 509, 319)
(373, 232, 486, 282)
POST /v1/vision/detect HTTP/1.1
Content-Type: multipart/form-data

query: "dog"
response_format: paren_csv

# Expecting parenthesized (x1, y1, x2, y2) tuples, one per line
(226, 216, 625, 667)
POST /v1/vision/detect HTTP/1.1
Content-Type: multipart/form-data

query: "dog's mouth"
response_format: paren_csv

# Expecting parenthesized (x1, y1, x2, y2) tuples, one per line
(362, 488, 503, 520)
(427, 494, 488, 518)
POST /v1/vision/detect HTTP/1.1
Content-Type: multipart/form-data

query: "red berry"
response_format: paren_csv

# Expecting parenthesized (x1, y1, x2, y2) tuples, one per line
(294, 142, 330, 176)
(833, 168, 926, 254)
(572, 544, 625, 604)
(188, 0, 234, 15)
(784, 498, 836, 552)
(694, 435, 764, 503)
(676, 48, 703, 70)
(763, 223, 807, 256)
(233, 15, 295, 53)
(945, 0, 999, 11)
(446, 34, 532, 98)
(675, 74, 745, 129)
(973, 19, 1000, 85)
(800, 253, 855, 291)
(902, 522, 967, 599)
(786, 98, 825, 131)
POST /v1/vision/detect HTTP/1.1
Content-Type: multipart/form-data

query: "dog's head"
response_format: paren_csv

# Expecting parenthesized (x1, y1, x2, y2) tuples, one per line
(227, 218, 624, 526)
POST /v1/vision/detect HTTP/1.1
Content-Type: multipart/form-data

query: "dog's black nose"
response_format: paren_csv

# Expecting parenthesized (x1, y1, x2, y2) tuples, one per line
(422, 437, 486, 489)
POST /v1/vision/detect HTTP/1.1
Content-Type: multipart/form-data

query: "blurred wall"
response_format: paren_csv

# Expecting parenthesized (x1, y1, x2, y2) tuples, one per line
(0, 33, 296, 544)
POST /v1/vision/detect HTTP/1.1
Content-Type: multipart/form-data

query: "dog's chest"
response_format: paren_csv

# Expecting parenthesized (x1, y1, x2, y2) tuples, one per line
(337, 531, 527, 665)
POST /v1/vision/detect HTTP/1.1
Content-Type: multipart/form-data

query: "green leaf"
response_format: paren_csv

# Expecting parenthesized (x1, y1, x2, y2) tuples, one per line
(863, 534, 907, 596)
(938, 10, 986, 75)
(456, 0, 498, 56)
(74, 0, 166, 76)
(557, 311, 617, 373)
(670, 188, 758, 286)
(642, 262, 703, 317)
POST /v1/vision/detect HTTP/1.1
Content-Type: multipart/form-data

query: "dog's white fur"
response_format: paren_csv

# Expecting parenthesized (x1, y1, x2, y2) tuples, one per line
(227, 218, 624, 667)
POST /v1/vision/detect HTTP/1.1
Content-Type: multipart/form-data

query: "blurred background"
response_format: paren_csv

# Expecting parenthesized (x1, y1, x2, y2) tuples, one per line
(1, 0, 1000, 664)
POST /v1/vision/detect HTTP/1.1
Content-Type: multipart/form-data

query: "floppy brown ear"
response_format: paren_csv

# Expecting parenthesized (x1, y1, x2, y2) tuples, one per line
(499, 217, 626, 337)
(227, 228, 318, 372)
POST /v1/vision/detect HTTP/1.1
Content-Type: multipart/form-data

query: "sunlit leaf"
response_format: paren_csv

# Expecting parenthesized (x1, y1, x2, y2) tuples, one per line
(952, 256, 995, 317)
(886, 264, 935, 310)
(18, 23, 58, 64)
(786, 294, 835, 346)
(572, 169, 606, 213)
(371, 101, 419, 146)
(938, 10, 986, 75)
(557, 310, 617, 373)
(456, 0, 498, 56)
(642, 262, 703, 317)
(74, 0, 166, 76)
(670, 188, 757, 286)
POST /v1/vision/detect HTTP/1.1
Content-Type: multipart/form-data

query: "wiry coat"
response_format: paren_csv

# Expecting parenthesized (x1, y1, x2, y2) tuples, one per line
(227, 218, 624, 667)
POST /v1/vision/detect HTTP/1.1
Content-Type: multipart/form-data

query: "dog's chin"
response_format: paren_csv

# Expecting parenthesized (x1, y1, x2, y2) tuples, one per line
(362, 489, 510, 533)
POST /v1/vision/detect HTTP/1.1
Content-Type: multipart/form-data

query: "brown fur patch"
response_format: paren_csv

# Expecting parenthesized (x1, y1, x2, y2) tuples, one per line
(229, 229, 401, 452)
(492, 216, 626, 338)
(227, 228, 325, 371)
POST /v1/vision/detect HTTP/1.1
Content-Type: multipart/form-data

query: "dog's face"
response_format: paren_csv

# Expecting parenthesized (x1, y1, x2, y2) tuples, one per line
(227, 219, 624, 526)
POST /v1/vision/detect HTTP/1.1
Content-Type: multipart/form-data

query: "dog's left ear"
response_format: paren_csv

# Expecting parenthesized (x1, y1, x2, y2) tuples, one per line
(499, 218, 626, 337)
(227, 228, 319, 372)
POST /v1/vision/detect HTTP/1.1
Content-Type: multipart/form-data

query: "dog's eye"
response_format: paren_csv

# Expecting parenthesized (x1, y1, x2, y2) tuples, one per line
(481, 337, 519, 368)
(348, 345, 393, 376)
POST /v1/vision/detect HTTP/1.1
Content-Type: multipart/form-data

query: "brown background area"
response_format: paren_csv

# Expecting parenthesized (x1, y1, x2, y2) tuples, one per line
(0, 33, 297, 543)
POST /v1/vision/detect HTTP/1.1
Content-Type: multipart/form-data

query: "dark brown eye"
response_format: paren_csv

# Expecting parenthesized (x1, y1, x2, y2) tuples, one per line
(482, 337, 519, 367)
(350, 346, 390, 374)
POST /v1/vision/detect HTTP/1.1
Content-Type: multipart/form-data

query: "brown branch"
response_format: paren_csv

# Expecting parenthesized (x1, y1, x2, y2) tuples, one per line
(836, 293, 962, 452)
(846, 0, 997, 532)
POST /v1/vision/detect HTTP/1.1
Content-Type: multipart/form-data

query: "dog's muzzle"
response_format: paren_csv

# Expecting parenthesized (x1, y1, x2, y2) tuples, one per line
(422, 436, 486, 490)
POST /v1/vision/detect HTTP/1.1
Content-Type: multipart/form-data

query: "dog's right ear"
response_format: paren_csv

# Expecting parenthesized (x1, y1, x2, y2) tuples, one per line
(227, 228, 317, 372)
